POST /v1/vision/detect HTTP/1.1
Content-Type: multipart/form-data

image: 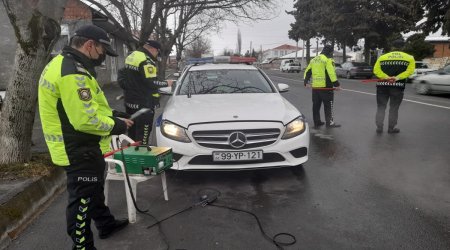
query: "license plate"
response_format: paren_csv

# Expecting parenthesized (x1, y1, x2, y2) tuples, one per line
(364, 69, 371, 71)
(213, 150, 263, 162)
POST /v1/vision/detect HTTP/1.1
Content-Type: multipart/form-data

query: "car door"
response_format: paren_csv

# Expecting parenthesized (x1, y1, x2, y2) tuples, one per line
(433, 65, 450, 92)
(335, 63, 343, 77)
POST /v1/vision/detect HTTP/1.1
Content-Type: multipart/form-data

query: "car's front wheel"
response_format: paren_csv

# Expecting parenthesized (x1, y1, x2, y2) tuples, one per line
(346, 71, 352, 79)
(415, 81, 431, 95)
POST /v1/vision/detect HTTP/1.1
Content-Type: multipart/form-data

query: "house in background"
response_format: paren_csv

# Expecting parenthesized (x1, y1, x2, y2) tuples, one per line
(424, 35, 450, 69)
(262, 44, 301, 62)
(0, 0, 137, 87)
(425, 36, 450, 58)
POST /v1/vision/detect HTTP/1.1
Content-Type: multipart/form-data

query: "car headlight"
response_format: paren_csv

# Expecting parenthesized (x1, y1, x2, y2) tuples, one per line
(281, 117, 306, 140)
(161, 120, 191, 143)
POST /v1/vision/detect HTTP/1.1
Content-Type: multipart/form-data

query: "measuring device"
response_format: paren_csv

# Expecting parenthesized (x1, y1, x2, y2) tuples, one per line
(113, 146, 173, 175)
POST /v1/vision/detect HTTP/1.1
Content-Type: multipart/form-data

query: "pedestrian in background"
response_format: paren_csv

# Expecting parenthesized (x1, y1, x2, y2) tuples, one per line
(304, 45, 341, 128)
(118, 40, 173, 145)
(38, 25, 133, 250)
(373, 40, 415, 133)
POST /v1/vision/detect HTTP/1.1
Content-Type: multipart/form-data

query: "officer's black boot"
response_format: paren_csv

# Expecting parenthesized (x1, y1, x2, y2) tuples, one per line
(98, 219, 129, 239)
(387, 127, 400, 134)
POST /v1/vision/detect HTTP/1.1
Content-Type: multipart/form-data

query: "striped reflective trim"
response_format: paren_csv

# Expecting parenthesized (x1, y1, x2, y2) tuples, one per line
(125, 103, 139, 109)
(76, 222, 86, 228)
(89, 116, 99, 125)
(153, 81, 168, 86)
(125, 64, 139, 71)
(99, 122, 112, 131)
(39, 78, 56, 93)
(76, 76, 86, 88)
(80, 198, 90, 204)
(44, 134, 63, 142)
(85, 108, 95, 114)
(75, 197, 89, 247)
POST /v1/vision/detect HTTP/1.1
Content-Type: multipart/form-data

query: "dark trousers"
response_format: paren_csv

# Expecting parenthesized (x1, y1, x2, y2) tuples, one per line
(376, 87, 404, 129)
(126, 106, 154, 146)
(64, 150, 115, 250)
(312, 90, 335, 126)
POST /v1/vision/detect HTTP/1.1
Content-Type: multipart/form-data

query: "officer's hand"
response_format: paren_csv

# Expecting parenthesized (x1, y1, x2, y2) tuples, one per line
(112, 110, 130, 119)
(387, 77, 397, 82)
(305, 83, 312, 89)
(166, 80, 175, 87)
(119, 118, 134, 128)
(335, 86, 342, 91)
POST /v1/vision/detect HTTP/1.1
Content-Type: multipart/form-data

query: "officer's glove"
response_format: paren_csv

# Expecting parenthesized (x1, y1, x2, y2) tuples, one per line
(112, 109, 131, 119)
(333, 81, 340, 87)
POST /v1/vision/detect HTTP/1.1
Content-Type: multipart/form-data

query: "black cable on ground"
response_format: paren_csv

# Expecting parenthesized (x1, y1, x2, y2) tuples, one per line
(146, 187, 297, 250)
(209, 203, 296, 250)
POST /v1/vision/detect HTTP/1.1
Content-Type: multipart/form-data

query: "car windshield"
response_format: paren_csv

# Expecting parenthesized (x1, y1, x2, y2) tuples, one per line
(178, 69, 275, 95)
(289, 63, 300, 66)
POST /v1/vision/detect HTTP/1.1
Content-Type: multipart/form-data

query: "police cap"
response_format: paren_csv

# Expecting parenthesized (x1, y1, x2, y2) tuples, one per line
(74, 25, 118, 57)
(145, 40, 162, 50)
(321, 45, 334, 57)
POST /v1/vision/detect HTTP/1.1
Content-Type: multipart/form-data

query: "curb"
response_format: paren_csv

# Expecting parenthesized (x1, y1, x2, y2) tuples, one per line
(0, 167, 66, 250)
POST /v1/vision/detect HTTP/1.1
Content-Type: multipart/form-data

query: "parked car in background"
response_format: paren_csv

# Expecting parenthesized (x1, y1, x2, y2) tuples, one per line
(337, 61, 373, 79)
(408, 61, 435, 82)
(412, 64, 450, 95)
(335, 63, 343, 76)
(156, 62, 310, 170)
(280, 59, 301, 73)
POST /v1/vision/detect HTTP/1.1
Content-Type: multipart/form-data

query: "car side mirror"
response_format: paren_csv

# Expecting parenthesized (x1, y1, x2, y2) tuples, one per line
(159, 86, 173, 95)
(277, 83, 289, 92)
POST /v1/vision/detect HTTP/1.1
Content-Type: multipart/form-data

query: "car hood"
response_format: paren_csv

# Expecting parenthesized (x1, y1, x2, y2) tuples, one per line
(162, 93, 301, 127)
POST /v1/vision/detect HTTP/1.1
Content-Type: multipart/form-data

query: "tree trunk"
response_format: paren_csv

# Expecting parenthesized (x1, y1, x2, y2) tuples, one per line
(0, 0, 67, 164)
(342, 41, 347, 63)
(364, 37, 370, 64)
(158, 52, 169, 80)
(306, 40, 311, 64)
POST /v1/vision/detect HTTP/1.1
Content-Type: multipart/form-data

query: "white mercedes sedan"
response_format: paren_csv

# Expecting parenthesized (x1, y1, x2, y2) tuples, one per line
(156, 63, 309, 170)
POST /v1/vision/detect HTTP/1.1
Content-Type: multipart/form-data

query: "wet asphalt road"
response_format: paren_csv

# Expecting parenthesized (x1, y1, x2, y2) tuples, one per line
(8, 69, 450, 250)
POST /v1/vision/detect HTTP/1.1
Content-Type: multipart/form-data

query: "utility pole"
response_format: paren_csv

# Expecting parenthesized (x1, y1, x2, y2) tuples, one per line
(316, 38, 319, 56)
(295, 40, 298, 61)
(301, 40, 305, 69)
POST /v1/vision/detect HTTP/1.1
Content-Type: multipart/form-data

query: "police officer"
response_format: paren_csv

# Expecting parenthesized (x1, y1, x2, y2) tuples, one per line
(118, 40, 173, 145)
(304, 45, 341, 128)
(373, 40, 415, 133)
(38, 25, 133, 250)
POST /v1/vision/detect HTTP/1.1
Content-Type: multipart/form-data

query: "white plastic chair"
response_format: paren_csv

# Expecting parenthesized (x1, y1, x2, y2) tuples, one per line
(104, 134, 168, 223)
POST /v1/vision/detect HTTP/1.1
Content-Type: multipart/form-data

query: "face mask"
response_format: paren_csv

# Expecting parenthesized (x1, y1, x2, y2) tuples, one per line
(92, 52, 106, 66)
(90, 45, 106, 66)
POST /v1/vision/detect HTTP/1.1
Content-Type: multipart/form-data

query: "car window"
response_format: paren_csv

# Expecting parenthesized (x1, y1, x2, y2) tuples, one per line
(416, 62, 429, 69)
(352, 62, 370, 67)
(443, 65, 450, 74)
(178, 69, 275, 95)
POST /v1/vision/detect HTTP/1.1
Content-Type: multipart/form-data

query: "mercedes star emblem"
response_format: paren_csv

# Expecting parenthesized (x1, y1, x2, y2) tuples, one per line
(229, 131, 247, 148)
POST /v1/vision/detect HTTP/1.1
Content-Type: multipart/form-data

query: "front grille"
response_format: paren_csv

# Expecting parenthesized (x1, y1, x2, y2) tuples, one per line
(192, 128, 280, 149)
(188, 153, 285, 165)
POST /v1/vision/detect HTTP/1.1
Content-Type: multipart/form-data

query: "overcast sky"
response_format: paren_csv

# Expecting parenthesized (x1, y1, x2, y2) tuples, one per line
(209, 0, 296, 55)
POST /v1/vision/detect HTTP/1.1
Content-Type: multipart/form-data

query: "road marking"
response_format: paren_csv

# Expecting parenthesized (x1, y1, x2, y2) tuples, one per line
(270, 75, 450, 110)
(342, 89, 450, 110)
